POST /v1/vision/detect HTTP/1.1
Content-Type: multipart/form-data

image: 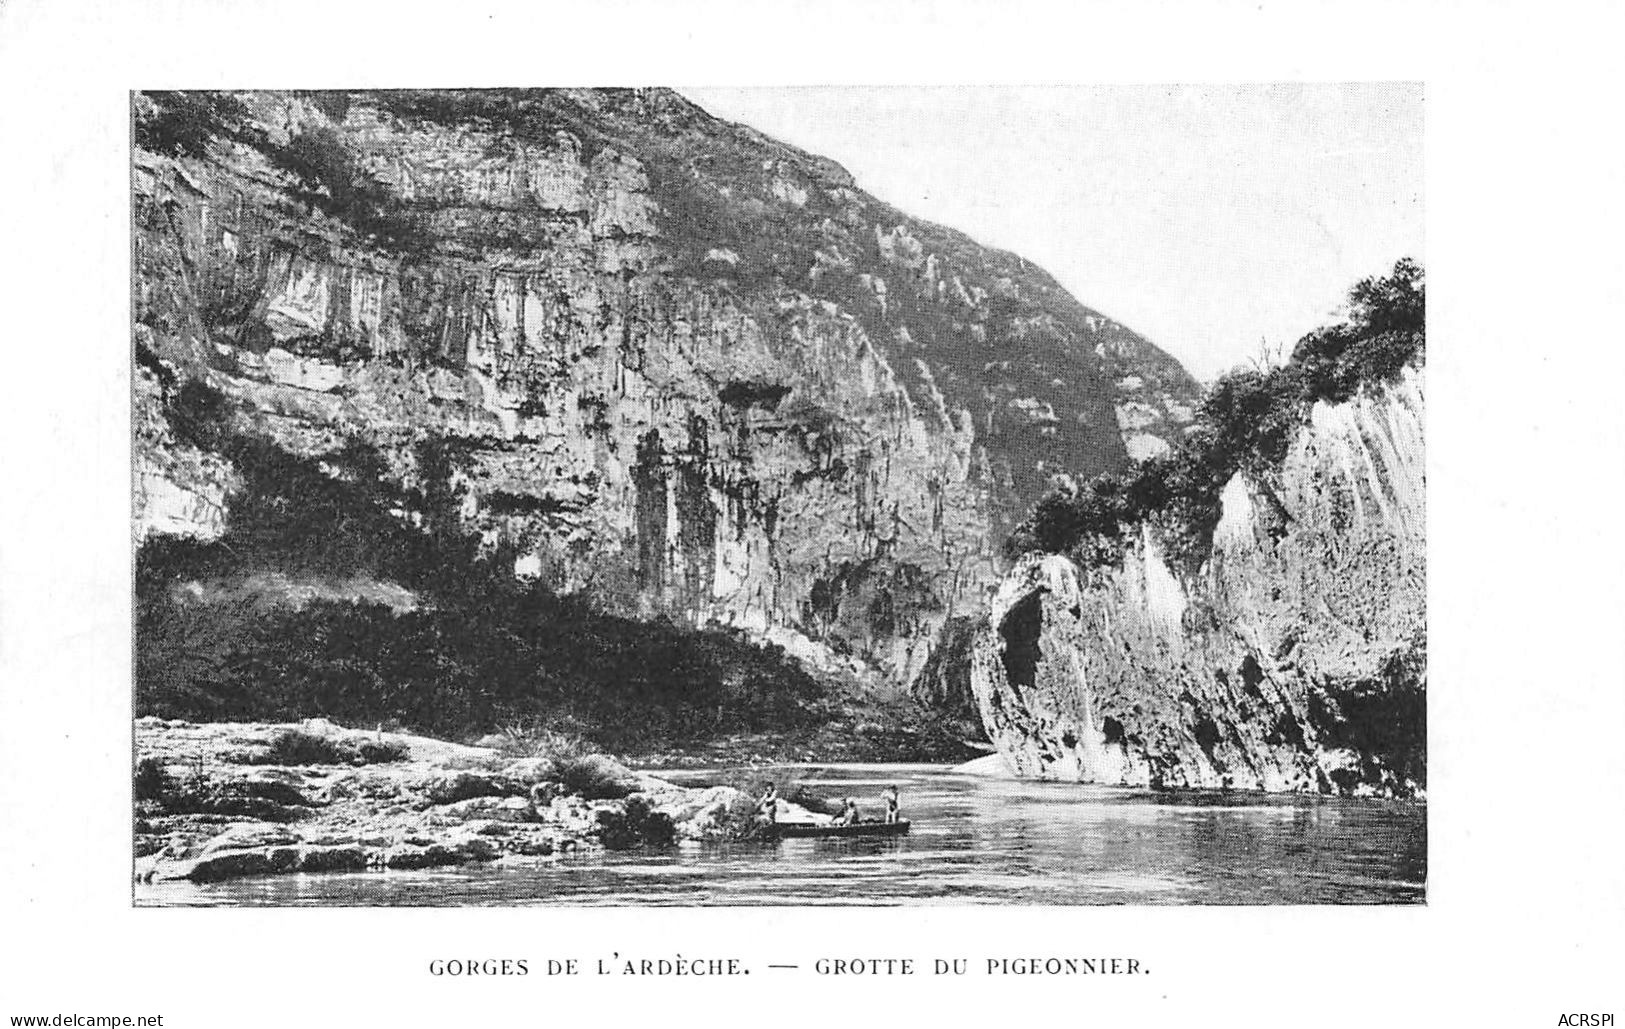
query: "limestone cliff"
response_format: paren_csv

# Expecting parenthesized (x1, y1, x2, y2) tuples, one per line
(133, 89, 1199, 688)
(970, 368, 1424, 796)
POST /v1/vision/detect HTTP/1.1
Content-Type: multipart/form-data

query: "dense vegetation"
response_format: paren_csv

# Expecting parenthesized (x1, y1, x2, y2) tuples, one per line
(1006, 258, 1424, 571)
(136, 580, 829, 752)
(135, 381, 826, 752)
(133, 91, 265, 161)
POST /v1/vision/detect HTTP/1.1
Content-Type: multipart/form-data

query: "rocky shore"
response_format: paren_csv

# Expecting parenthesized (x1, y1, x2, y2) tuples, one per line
(134, 717, 806, 885)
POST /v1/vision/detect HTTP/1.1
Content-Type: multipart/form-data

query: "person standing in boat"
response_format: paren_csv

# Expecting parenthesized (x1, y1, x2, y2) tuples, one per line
(757, 782, 779, 825)
(883, 785, 900, 824)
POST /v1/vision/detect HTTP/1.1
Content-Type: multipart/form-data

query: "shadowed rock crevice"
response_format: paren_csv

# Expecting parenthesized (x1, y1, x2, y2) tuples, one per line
(998, 589, 1046, 691)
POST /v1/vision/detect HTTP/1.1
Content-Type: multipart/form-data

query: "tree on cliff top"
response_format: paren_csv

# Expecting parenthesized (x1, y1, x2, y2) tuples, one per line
(1007, 257, 1424, 571)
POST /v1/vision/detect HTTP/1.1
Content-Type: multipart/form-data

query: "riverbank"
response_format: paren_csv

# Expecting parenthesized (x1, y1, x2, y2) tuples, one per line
(134, 717, 821, 885)
(139, 761, 1427, 906)
(619, 716, 991, 769)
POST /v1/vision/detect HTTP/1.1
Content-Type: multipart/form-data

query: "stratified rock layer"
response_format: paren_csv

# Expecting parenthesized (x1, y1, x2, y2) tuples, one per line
(971, 369, 1425, 796)
(133, 89, 1200, 686)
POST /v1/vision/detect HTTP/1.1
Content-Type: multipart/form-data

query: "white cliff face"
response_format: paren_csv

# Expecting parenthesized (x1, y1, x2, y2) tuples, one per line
(133, 353, 235, 543)
(970, 555, 1118, 782)
(971, 369, 1426, 797)
(132, 90, 1202, 689)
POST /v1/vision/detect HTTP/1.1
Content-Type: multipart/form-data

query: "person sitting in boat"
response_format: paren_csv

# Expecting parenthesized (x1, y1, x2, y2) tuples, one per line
(756, 783, 779, 825)
(833, 797, 860, 826)
(883, 785, 900, 824)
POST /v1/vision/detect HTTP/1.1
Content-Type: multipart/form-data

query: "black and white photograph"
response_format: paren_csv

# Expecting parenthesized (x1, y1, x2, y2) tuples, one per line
(129, 84, 1425, 906)
(2, 2, 1622, 1025)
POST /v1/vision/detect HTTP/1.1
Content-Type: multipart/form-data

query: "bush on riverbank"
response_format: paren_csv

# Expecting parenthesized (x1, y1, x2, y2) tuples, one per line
(596, 795, 677, 850)
(134, 756, 171, 802)
(554, 754, 639, 800)
(486, 721, 597, 760)
(233, 728, 409, 766)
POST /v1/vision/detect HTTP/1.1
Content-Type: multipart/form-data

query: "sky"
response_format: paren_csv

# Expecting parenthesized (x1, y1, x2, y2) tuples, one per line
(680, 85, 1423, 383)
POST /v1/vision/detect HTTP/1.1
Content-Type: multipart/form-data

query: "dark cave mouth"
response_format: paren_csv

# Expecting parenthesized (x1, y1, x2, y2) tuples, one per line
(998, 589, 1046, 691)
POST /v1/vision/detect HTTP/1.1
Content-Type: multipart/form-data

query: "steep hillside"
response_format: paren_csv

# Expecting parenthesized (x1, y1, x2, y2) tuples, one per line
(972, 262, 1425, 797)
(133, 88, 1199, 692)
(974, 372, 1424, 796)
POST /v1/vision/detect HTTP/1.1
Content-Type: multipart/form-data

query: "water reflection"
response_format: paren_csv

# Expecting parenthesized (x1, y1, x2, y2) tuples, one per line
(136, 764, 1425, 907)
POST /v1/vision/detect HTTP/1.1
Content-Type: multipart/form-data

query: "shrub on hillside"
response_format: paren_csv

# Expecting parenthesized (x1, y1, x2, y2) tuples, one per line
(134, 91, 264, 160)
(1293, 257, 1425, 404)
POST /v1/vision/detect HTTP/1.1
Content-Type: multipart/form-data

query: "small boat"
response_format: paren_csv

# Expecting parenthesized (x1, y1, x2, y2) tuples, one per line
(764, 819, 911, 839)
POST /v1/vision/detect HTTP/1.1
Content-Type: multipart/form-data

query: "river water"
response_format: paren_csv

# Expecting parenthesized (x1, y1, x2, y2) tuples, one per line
(136, 764, 1425, 906)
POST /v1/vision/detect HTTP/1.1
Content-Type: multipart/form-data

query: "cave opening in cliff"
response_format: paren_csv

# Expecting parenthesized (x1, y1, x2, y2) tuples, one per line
(999, 589, 1046, 691)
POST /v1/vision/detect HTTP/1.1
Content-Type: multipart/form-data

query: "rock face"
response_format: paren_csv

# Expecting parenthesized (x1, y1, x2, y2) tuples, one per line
(970, 369, 1425, 797)
(132, 89, 1200, 687)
